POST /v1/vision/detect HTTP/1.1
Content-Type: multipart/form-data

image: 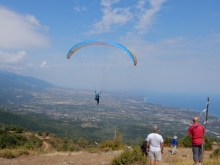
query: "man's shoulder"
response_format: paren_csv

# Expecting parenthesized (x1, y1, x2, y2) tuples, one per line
(147, 133, 155, 138)
(147, 133, 153, 137)
(189, 124, 205, 130)
(157, 134, 163, 138)
(152, 133, 163, 138)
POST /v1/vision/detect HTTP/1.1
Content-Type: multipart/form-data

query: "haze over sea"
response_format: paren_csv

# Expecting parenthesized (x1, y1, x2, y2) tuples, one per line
(135, 91, 220, 117)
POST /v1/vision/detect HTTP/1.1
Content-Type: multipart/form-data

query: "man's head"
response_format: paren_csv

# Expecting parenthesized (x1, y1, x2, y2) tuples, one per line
(193, 116, 199, 124)
(152, 125, 158, 132)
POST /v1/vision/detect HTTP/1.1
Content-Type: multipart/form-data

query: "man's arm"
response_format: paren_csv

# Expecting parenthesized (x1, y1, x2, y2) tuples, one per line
(188, 126, 192, 137)
(187, 127, 190, 134)
(160, 142, 164, 153)
(146, 141, 149, 153)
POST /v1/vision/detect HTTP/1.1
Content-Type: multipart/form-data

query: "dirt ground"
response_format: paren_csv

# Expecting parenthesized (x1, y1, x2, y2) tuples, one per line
(0, 147, 215, 165)
(0, 151, 122, 165)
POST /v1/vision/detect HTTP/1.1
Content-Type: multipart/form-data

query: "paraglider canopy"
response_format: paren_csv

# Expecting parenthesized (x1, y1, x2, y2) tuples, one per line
(67, 39, 137, 66)
(66, 39, 137, 94)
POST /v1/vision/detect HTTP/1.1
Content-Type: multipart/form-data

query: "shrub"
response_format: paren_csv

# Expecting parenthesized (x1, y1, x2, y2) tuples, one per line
(5, 125, 24, 133)
(0, 149, 20, 158)
(18, 149, 29, 155)
(77, 137, 89, 148)
(164, 137, 172, 147)
(209, 148, 220, 158)
(0, 149, 29, 159)
(110, 146, 147, 165)
(0, 149, 16, 158)
(13, 134, 42, 150)
(180, 135, 212, 151)
(15, 127, 23, 133)
(47, 136, 80, 151)
(28, 135, 43, 148)
(69, 145, 79, 152)
(99, 140, 124, 151)
(0, 136, 5, 149)
(180, 135, 192, 147)
(98, 129, 124, 151)
(38, 132, 42, 136)
(0, 129, 5, 134)
(204, 136, 213, 151)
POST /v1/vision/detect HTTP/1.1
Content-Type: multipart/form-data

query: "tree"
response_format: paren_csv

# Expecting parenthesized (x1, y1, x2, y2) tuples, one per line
(204, 136, 213, 151)
(77, 137, 89, 148)
(181, 135, 192, 147)
(163, 137, 172, 147)
(42, 132, 47, 139)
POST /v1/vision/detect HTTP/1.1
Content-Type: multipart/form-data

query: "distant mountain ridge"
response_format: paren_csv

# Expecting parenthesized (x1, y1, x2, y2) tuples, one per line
(0, 71, 55, 90)
(0, 71, 56, 102)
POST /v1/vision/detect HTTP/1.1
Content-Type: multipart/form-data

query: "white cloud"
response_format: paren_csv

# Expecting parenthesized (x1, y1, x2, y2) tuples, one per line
(0, 50, 39, 73)
(40, 61, 46, 68)
(119, 35, 220, 93)
(100, 0, 120, 7)
(136, 0, 146, 11)
(0, 6, 50, 48)
(74, 6, 87, 12)
(135, 0, 166, 34)
(74, 7, 80, 12)
(40, 61, 49, 69)
(81, 6, 87, 12)
(0, 51, 27, 64)
(88, 0, 133, 34)
(88, 0, 166, 35)
(25, 14, 41, 27)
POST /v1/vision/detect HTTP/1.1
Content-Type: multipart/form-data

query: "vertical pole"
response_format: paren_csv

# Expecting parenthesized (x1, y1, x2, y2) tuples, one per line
(205, 97, 209, 130)
(202, 97, 209, 160)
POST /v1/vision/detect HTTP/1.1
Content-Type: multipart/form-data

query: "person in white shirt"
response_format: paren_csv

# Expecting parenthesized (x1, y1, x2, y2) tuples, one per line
(146, 125, 164, 165)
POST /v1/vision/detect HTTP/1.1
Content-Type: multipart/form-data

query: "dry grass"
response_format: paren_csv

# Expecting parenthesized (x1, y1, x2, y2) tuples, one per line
(0, 146, 219, 165)
(158, 146, 220, 165)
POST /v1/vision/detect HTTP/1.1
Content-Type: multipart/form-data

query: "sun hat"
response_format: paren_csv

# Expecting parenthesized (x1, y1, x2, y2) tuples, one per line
(173, 136, 177, 139)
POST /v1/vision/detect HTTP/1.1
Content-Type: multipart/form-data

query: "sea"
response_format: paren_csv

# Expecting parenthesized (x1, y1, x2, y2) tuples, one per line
(136, 91, 220, 117)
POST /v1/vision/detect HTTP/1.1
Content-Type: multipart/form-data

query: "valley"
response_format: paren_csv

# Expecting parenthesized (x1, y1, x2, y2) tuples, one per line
(1, 87, 220, 144)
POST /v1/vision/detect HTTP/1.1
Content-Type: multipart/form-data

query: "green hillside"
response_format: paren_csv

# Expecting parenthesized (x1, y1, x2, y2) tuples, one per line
(0, 109, 66, 136)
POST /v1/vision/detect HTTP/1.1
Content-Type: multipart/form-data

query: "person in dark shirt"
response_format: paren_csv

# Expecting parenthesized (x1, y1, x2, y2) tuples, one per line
(95, 91, 101, 105)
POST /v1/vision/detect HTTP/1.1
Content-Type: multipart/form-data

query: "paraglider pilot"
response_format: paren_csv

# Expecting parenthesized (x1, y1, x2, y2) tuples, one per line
(95, 91, 101, 105)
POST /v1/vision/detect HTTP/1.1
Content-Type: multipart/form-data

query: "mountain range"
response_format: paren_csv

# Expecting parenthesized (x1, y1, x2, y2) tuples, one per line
(0, 71, 56, 102)
(0, 71, 55, 90)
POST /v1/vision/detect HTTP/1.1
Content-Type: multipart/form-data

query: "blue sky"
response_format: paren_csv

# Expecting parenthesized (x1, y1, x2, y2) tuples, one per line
(0, 0, 220, 95)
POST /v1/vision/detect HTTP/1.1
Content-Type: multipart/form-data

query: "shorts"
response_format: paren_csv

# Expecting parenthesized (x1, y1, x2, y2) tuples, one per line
(148, 151, 162, 161)
(192, 145, 203, 162)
